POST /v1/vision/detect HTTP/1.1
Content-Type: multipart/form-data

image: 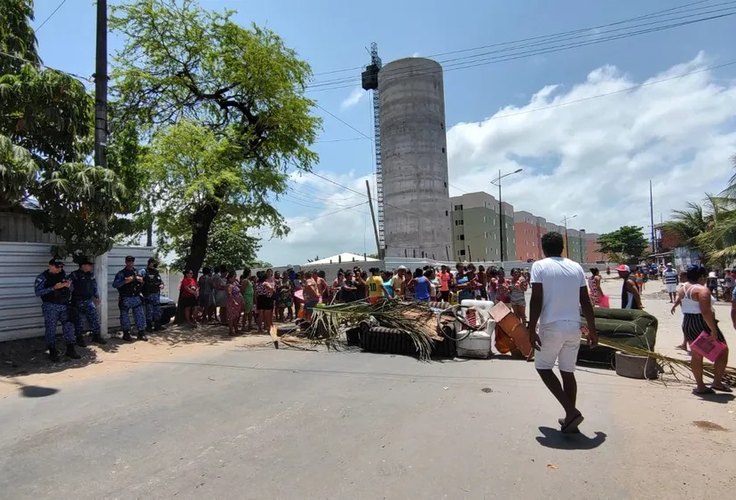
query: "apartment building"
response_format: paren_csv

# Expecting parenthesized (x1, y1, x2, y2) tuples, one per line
(451, 192, 607, 264)
(450, 192, 516, 262)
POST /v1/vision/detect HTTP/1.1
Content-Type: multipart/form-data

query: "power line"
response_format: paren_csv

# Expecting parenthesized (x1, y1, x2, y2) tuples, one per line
(0, 49, 93, 83)
(305, 2, 736, 92)
(483, 59, 736, 121)
(35, 0, 68, 32)
(315, 136, 370, 143)
(314, 103, 373, 140)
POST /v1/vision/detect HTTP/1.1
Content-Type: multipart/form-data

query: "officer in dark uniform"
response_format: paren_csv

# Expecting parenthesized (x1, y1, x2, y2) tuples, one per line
(68, 256, 106, 346)
(142, 257, 166, 332)
(34, 258, 81, 362)
(112, 256, 147, 341)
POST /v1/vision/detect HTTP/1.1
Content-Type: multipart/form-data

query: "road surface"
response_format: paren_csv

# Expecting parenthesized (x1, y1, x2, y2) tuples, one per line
(1, 278, 735, 499)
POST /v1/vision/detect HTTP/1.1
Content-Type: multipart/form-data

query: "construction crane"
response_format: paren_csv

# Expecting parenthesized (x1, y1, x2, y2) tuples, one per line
(361, 42, 384, 259)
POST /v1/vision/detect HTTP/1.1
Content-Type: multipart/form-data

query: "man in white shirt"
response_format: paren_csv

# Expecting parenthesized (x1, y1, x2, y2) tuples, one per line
(528, 232, 597, 434)
(662, 263, 679, 303)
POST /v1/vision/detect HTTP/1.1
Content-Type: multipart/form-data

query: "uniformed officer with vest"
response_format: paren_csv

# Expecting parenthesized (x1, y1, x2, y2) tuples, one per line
(112, 255, 147, 341)
(68, 256, 106, 346)
(142, 257, 166, 332)
(34, 258, 81, 362)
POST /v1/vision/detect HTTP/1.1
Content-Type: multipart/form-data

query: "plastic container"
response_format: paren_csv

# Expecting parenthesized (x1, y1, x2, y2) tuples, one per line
(690, 331, 728, 362)
(456, 300, 495, 358)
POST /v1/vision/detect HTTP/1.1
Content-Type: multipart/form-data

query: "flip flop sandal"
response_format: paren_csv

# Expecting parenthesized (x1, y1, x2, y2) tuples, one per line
(561, 414, 584, 434)
(711, 385, 733, 393)
(693, 387, 716, 395)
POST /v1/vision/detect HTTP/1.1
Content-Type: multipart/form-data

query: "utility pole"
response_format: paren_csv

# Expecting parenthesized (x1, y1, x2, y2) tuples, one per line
(94, 0, 109, 339)
(562, 214, 577, 259)
(490, 168, 523, 264)
(366, 180, 383, 260)
(94, 0, 108, 168)
(649, 180, 656, 254)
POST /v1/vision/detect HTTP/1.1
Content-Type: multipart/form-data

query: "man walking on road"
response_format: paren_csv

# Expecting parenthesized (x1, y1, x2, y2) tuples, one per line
(663, 263, 679, 303)
(528, 232, 597, 434)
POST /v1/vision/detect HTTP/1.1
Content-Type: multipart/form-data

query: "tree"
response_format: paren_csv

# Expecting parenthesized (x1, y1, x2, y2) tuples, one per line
(110, 0, 320, 273)
(0, 0, 131, 258)
(597, 226, 649, 263)
(170, 214, 261, 272)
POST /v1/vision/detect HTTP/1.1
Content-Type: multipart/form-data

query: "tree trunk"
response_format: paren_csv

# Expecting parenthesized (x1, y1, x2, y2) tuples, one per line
(175, 202, 220, 324)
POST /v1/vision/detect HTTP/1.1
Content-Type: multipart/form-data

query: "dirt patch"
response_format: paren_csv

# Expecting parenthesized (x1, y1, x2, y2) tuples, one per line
(693, 420, 728, 432)
(481, 387, 493, 393)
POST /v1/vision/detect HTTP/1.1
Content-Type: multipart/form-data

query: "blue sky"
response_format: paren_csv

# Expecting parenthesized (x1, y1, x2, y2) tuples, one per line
(32, 0, 736, 265)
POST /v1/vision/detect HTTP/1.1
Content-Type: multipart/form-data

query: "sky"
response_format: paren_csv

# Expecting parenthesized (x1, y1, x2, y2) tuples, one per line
(31, 0, 736, 266)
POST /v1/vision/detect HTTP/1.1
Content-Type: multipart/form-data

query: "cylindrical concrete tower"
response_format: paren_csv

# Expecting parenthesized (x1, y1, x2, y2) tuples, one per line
(379, 57, 451, 260)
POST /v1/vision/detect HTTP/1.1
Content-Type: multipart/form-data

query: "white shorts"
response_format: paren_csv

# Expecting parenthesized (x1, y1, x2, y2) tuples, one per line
(666, 284, 677, 293)
(534, 320, 581, 372)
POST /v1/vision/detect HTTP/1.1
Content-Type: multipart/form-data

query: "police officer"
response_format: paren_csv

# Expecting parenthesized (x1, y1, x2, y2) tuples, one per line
(142, 257, 166, 332)
(68, 256, 106, 346)
(112, 256, 147, 342)
(34, 258, 81, 362)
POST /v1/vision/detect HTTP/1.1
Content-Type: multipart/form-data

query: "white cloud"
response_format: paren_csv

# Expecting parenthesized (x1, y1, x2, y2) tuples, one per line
(256, 171, 378, 266)
(447, 53, 736, 236)
(340, 87, 366, 110)
(258, 54, 736, 265)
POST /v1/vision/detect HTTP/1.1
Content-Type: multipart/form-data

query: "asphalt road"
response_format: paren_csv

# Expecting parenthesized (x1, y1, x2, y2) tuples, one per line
(2, 333, 735, 500)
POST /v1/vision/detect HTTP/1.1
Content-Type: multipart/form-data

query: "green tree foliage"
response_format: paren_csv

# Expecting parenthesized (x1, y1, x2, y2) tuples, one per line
(110, 0, 320, 273)
(170, 214, 261, 272)
(0, 0, 130, 258)
(597, 226, 649, 263)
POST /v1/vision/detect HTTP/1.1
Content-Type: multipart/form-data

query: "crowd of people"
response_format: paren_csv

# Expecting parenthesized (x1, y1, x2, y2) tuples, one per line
(169, 263, 535, 336)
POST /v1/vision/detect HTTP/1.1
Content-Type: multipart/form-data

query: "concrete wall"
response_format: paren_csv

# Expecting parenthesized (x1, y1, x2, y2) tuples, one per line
(0, 243, 153, 342)
(379, 57, 452, 260)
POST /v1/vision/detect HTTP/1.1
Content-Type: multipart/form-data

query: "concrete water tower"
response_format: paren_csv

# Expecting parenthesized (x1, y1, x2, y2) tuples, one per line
(379, 57, 452, 260)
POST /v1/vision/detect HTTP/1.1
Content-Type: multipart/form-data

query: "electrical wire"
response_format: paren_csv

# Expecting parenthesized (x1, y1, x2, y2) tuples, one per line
(35, 0, 68, 32)
(305, 2, 736, 92)
(0, 49, 93, 83)
(314, 103, 373, 140)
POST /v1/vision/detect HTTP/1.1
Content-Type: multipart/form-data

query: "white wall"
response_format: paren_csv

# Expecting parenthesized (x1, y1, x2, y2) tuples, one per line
(0, 242, 153, 342)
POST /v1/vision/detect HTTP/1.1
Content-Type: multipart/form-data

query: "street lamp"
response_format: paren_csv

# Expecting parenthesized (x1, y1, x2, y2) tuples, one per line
(491, 168, 523, 263)
(561, 214, 577, 259)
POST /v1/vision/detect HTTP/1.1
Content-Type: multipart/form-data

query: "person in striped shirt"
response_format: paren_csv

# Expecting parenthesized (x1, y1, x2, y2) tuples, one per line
(663, 263, 679, 303)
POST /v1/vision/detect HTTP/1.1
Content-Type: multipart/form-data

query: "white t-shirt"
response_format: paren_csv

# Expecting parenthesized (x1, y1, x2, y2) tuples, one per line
(530, 257, 586, 326)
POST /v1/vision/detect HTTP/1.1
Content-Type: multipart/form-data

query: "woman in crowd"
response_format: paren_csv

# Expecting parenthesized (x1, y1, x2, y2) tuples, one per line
(477, 265, 488, 300)
(255, 271, 275, 334)
(412, 268, 431, 302)
(487, 268, 499, 303)
(671, 265, 730, 395)
(179, 269, 199, 328)
(226, 272, 244, 336)
(509, 268, 528, 322)
(588, 267, 603, 307)
(240, 268, 254, 332)
(197, 267, 215, 322)
(276, 275, 294, 322)
(213, 266, 228, 325)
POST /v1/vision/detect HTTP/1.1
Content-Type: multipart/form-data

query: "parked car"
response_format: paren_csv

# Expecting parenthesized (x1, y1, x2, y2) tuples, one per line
(159, 295, 177, 325)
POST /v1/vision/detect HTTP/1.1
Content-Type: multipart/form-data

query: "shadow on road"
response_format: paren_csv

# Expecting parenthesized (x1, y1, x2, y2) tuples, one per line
(536, 426, 607, 450)
(693, 392, 735, 404)
(0, 336, 101, 377)
(0, 378, 60, 398)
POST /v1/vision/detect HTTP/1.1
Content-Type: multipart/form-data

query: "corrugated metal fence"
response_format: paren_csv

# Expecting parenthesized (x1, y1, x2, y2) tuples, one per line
(0, 242, 153, 342)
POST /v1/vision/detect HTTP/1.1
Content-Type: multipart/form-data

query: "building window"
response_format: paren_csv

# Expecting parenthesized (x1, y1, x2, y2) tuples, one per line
(444, 181, 447, 188)
(454, 204, 463, 210)
(454, 220, 464, 226)
(484, 232, 488, 239)
(459, 249, 466, 256)
(458, 234, 465, 241)
(441, 147, 446, 154)
(445, 210, 448, 216)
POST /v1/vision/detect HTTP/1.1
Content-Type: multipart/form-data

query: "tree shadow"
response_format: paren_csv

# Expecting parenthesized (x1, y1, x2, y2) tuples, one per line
(536, 426, 607, 450)
(0, 378, 60, 398)
(0, 336, 100, 377)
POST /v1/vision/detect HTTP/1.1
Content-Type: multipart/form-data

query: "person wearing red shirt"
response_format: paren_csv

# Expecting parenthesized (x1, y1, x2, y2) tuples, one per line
(179, 270, 199, 328)
(438, 265, 453, 302)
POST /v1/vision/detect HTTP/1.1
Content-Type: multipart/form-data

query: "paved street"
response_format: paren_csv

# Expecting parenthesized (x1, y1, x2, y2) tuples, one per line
(1, 279, 735, 499)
